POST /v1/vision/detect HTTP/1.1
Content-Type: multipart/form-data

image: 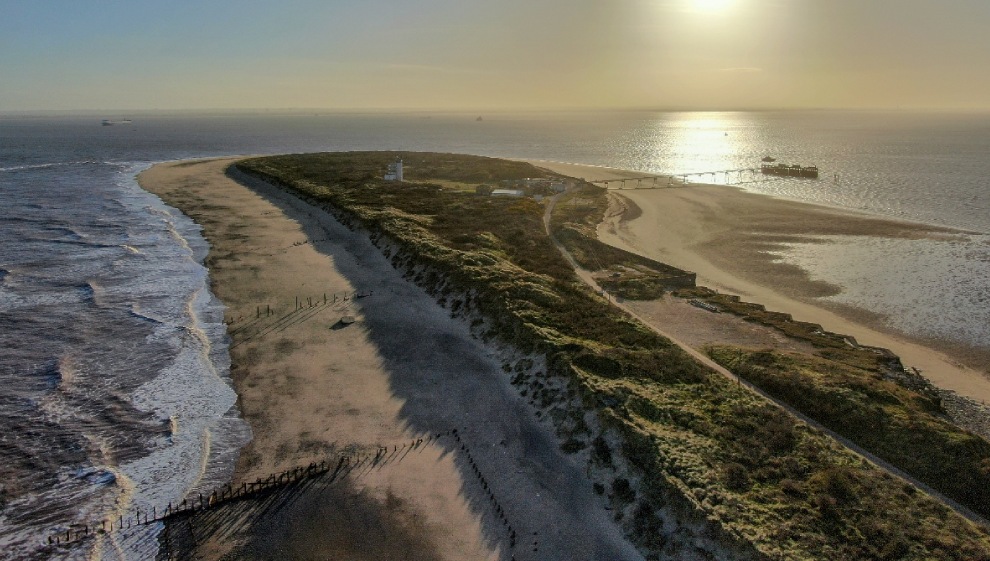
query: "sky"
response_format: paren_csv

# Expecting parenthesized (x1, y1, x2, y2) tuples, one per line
(2, 0, 989, 111)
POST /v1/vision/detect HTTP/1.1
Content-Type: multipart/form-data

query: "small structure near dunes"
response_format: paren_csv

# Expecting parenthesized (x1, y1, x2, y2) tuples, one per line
(491, 189, 525, 197)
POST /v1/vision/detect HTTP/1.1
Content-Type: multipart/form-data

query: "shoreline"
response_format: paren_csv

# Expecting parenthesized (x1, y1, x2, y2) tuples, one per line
(137, 158, 642, 560)
(525, 160, 990, 404)
(139, 158, 496, 559)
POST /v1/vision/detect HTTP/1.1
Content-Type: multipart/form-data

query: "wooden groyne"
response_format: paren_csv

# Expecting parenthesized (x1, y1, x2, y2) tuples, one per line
(45, 434, 436, 549)
(45, 429, 523, 556)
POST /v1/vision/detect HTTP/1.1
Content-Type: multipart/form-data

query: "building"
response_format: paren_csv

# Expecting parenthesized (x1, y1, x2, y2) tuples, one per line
(491, 189, 525, 197)
(384, 160, 403, 181)
(550, 182, 567, 192)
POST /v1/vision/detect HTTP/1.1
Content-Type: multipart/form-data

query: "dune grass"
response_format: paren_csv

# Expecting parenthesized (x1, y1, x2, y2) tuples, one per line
(707, 345, 990, 522)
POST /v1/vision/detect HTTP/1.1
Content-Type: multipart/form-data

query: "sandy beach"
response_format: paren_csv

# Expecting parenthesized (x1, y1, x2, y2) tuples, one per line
(138, 158, 642, 560)
(528, 160, 990, 405)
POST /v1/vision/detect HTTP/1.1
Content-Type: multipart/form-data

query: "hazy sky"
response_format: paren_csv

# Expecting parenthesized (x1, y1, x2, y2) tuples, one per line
(2, 0, 989, 111)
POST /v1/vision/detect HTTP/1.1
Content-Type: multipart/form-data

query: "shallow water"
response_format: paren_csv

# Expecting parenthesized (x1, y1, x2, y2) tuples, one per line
(768, 234, 990, 351)
(0, 110, 987, 558)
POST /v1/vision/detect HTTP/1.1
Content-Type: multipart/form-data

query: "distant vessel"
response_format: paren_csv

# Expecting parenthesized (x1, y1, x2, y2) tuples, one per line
(101, 119, 132, 126)
(476, 116, 483, 122)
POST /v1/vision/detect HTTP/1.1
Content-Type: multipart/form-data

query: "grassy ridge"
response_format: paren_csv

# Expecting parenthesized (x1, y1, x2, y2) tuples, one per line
(707, 346, 990, 521)
(236, 152, 990, 560)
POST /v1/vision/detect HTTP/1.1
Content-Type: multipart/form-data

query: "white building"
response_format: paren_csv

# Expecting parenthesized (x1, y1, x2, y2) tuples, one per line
(384, 160, 403, 181)
(491, 189, 525, 197)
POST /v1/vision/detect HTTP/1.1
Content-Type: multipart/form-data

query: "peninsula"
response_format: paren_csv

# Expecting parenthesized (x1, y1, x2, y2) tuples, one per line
(139, 152, 990, 560)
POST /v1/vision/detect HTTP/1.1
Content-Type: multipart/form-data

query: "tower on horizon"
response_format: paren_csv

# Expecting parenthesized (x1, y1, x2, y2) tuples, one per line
(384, 159, 403, 182)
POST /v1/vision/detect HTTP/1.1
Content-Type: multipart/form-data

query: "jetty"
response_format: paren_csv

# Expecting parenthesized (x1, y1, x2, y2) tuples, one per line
(589, 161, 820, 190)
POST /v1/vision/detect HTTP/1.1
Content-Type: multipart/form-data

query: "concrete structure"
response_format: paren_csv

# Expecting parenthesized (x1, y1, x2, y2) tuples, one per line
(384, 160, 403, 182)
(491, 189, 525, 197)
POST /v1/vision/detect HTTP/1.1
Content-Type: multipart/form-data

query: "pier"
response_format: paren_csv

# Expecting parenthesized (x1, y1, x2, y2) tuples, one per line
(589, 168, 766, 190)
(589, 164, 818, 190)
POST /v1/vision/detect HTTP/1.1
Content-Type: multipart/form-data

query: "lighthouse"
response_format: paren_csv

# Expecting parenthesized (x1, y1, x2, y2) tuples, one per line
(384, 159, 403, 182)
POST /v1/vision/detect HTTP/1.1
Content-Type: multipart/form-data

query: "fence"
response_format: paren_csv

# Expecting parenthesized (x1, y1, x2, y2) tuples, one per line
(226, 289, 371, 348)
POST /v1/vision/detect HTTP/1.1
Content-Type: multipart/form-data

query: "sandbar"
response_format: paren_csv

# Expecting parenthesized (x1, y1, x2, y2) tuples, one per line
(528, 160, 990, 405)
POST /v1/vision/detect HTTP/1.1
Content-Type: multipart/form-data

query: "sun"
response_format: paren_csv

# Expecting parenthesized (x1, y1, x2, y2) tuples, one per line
(691, 0, 733, 10)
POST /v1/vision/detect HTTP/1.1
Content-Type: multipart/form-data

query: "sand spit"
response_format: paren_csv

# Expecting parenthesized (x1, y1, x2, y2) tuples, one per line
(527, 160, 990, 406)
(138, 159, 642, 560)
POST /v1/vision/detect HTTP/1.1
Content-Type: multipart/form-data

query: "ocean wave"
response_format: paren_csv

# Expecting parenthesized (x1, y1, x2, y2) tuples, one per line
(43, 227, 84, 240)
(0, 160, 130, 173)
(0, 159, 251, 560)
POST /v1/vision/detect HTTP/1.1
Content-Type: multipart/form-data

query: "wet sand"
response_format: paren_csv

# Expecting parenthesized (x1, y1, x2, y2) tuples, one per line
(138, 158, 642, 560)
(528, 160, 990, 405)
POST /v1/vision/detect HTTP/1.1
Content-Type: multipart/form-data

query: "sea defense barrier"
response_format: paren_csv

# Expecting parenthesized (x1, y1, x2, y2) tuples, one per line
(45, 430, 521, 555)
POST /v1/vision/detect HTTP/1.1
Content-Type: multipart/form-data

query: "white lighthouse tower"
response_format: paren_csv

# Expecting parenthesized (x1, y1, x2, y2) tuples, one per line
(385, 159, 403, 182)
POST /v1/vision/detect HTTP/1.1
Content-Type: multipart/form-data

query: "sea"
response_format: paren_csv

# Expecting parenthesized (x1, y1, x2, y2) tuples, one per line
(1, 110, 988, 559)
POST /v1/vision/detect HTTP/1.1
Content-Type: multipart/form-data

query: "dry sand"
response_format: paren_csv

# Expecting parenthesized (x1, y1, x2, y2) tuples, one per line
(138, 158, 642, 561)
(528, 160, 990, 405)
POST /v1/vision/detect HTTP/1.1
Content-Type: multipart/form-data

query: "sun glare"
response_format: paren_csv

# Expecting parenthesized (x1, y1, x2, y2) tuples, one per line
(691, 0, 733, 10)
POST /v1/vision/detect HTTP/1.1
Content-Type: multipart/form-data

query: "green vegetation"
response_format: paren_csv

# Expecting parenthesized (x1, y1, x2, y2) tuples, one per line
(707, 345, 990, 521)
(674, 286, 990, 520)
(676, 287, 925, 382)
(236, 152, 990, 560)
(550, 186, 695, 300)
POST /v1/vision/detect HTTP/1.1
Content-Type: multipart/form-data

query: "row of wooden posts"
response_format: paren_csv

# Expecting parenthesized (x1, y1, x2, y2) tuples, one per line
(226, 290, 354, 325)
(46, 432, 444, 549)
(451, 429, 520, 551)
(225, 290, 364, 349)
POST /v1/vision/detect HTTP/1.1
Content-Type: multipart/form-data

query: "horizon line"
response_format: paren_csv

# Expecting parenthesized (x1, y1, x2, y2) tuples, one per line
(4, 106, 990, 117)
